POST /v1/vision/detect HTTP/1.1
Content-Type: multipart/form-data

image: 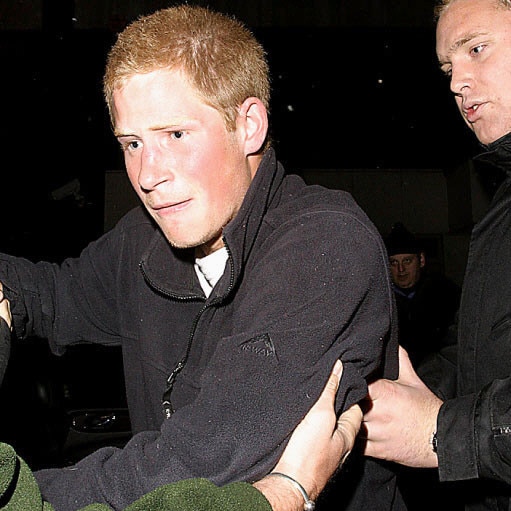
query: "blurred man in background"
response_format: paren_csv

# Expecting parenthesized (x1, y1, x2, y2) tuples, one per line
(385, 222, 460, 368)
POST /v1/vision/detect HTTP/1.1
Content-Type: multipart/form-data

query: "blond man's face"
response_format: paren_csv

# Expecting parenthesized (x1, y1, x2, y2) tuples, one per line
(112, 68, 255, 256)
(436, 0, 511, 144)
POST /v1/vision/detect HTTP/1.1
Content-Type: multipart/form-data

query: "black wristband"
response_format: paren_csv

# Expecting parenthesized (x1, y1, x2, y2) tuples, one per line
(431, 431, 438, 453)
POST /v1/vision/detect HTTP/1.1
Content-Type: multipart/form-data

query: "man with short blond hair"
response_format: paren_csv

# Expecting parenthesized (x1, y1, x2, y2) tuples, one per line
(364, 1, 511, 509)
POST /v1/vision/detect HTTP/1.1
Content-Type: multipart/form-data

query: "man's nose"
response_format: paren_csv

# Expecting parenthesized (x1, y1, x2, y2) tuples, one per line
(450, 62, 472, 96)
(138, 147, 172, 191)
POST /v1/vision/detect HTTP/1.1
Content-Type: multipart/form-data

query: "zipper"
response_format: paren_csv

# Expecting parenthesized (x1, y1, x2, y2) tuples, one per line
(141, 237, 236, 419)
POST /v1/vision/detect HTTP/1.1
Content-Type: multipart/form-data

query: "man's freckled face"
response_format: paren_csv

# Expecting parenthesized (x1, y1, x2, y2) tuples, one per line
(112, 68, 253, 255)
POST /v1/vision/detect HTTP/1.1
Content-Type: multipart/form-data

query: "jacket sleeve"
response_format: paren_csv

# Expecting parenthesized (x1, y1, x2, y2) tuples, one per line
(437, 376, 511, 484)
(122, 479, 272, 511)
(0, 218, 136, 352)
(0, 440, 271, 511)
(0, 441, 52, 511)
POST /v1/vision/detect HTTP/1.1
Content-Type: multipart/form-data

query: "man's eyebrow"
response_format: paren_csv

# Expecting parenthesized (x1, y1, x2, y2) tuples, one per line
(448, 31, 488, 55)
(114, 125, 180, 138)
(438, 32, 484, 67)
(114, 120, 193, 138)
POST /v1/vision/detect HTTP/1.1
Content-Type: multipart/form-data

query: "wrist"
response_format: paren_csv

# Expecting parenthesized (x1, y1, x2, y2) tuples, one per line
(268, 473, 315, 511)
(271, 461, 319, 503)
(254, 475, 305, 511)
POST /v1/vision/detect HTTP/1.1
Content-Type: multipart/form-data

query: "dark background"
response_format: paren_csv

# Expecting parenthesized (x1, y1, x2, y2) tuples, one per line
(0, 0, 478, 266)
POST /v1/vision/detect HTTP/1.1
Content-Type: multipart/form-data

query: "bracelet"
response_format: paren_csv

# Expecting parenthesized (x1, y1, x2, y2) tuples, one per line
(269, 472, 315, 511)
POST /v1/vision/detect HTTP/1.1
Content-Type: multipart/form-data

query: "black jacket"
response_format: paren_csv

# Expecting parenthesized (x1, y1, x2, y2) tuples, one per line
(0, 149, 400, 510)
(394, 271, 460, 367)
(420, 132, 511, 510)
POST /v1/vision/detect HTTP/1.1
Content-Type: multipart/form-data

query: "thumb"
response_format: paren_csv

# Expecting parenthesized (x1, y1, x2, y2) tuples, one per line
(329, 359, 343, 391)
(397, 345, 417, 382)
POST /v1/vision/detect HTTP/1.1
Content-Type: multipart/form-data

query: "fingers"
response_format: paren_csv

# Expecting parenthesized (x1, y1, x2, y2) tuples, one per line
(306, 359, 342, 416)
(337, 402, 363, 464)
(339, 403, 363, 431)
(332, 362, 362, 464)
(397, 345, 416, 381)
(334, 367, 363, 453)
(0, 284, 12, 330)
(338, 403, 363, 441)
(326, 359, 342, 394)
(367, 345, 419, 391)
(397, 345, 433, 393)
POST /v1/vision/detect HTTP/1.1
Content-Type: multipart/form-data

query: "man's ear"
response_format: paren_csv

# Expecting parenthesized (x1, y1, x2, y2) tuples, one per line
(237, 97, 268, 155)
(419, 252, 426, 269)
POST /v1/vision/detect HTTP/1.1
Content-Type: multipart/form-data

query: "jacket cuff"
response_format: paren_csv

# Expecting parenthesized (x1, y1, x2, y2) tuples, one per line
(437, 393, 479, 481)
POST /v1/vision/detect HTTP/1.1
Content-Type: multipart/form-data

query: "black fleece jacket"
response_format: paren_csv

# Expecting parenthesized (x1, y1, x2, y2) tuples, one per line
(0, 148, 400, 510)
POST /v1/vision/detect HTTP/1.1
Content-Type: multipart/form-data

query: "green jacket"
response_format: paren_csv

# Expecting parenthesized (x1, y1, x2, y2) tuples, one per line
(0, 442, 271, 511)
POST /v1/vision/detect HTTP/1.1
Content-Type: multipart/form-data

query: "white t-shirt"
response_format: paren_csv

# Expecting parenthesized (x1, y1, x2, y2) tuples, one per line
(194, 247, 228, 298)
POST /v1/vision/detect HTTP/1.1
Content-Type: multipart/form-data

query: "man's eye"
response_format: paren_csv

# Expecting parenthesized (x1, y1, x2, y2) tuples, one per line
(172, 131, 184, 139)
(471, 44, 485, 55)
(119, 140, 141, 151)
(439, 65, 452, 78)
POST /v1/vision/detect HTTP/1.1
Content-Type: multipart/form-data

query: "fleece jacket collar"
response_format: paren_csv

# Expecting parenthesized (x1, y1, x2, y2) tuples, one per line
(139, 148, 284, 301)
